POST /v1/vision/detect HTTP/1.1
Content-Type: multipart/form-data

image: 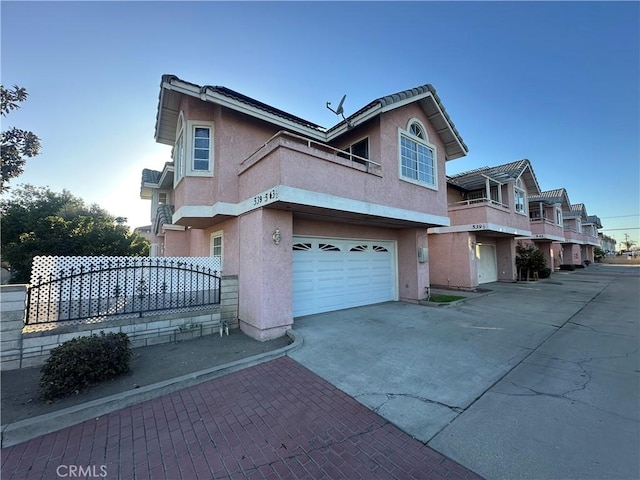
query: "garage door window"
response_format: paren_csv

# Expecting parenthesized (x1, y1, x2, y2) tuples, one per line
(319, 243, 341, 252)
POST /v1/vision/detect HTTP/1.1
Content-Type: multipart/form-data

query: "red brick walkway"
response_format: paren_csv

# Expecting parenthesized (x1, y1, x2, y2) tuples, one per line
(1, 357, 481, 479)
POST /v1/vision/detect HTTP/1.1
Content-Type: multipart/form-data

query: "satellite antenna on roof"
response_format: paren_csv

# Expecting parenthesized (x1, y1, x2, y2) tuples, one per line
(326, 94, 353, 128)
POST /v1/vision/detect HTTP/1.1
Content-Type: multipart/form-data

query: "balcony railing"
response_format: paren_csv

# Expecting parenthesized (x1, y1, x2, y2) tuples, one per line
(241, 130, 382, 173)
(449, 198, 510, 210)
(530, 217, 558, 226)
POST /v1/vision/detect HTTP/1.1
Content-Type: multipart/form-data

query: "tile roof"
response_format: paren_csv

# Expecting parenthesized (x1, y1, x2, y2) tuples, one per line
(586, 215, 602, 227)
(142, 168, 162, 184)
(154, 204, 175, 235)
(448, 159, 540, 193)
(528, 188, 571, 207)
(156, 74, 468, 160)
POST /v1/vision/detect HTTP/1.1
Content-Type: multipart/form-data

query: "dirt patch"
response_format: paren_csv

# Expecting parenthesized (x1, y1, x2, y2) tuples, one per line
(1, 330, 291, 425)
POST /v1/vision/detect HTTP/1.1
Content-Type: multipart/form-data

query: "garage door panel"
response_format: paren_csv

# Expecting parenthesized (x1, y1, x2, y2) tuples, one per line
(476, 244, 498, 284)
(293, 237, 396, 317)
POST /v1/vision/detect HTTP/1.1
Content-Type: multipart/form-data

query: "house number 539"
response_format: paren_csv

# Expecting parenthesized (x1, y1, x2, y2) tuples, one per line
(253, 188, 278, 206)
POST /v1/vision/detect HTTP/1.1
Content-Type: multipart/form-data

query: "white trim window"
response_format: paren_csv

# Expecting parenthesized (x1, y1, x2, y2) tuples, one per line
(185, 120, 214, 176)
(173, 113, 185, 185)
(398, 120, 437, 189)
(555, 207, 563, 226)
(514, 178, 526, 215)
(210, 231, 223, 272)
(193, 126, 211, 171)
(576, 219, 582, 233)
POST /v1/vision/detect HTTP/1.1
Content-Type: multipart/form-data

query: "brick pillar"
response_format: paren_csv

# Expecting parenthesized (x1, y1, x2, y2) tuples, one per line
(1, 285, 26, 371)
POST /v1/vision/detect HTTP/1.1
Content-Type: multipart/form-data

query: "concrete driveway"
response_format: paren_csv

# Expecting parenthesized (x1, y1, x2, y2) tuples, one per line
(289, 264, 640, 480)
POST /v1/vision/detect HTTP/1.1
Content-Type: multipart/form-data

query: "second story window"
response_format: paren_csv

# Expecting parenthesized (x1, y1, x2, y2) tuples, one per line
(186, 120, 214, 176)
(514, 178, 526, 214)
(555, 207, 563, 225)
(193, 127, 210, 171)
(340, 137, 369, 166)
(399, 120, 437, 189)
(173, 113, 185, 185)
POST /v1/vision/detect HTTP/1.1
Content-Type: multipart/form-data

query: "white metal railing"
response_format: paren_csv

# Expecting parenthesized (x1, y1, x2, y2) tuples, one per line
(241, 130, 382, 172)
(529, 217, 557, 225)
(449, 198, 510, 209)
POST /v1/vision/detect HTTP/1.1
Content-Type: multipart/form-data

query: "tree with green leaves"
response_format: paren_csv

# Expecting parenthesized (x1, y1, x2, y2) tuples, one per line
(1, 85, 41, 193)
(1, 185, 149, 283)
(594, 246, 606, 262)
(515, 242, 548, 281)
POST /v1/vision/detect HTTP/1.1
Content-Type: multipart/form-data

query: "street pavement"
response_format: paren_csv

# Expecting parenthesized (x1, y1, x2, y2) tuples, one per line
(290, 264, 640, 479)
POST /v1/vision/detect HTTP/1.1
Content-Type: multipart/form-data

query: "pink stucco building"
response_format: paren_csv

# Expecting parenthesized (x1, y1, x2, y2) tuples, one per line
(140, 74, 468, 340)
(427, 159, 540, 289)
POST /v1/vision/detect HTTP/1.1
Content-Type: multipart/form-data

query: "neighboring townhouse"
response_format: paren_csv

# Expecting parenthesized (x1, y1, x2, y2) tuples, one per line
(598, 233, 616, 256)
(582, 212, 602, 263)
(141, 74, 468, 340)
(428, 159, 540, 289)
(525, 189, 571, 269)
(553, 201, 601, 266)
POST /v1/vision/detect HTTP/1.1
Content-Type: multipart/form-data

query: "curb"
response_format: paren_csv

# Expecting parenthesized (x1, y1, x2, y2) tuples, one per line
(1, 329, 303, 449)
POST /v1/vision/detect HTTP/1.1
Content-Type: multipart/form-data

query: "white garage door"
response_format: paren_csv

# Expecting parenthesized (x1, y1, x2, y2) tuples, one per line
(292, 237, 396, 317)
(476, 244, 498, 284)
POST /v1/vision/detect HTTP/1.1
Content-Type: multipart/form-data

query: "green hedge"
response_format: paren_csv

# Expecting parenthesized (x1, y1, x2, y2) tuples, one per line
(39, 332, 131, 401)
(559, 264, 577, 271)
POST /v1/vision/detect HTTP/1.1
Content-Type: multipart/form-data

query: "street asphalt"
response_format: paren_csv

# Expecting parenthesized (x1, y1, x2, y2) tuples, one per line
(290, 264, 640, 480)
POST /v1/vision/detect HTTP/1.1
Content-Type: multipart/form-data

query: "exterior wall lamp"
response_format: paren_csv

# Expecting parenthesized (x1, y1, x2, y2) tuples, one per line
(272, 228, 281, 245)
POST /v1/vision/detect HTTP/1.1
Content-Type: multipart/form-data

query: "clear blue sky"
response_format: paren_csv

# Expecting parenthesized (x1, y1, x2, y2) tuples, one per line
(2, 1, 638, 245)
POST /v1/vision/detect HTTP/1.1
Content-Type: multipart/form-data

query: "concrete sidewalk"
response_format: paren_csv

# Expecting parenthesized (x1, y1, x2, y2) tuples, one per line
(1, 357, 482, 480)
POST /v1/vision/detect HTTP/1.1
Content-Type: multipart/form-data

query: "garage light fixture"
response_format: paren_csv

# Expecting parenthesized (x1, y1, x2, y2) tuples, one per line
(272, 228, 281, 245)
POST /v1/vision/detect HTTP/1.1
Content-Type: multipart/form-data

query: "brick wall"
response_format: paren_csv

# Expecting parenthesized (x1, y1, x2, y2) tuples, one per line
(0, 276, 238, 371)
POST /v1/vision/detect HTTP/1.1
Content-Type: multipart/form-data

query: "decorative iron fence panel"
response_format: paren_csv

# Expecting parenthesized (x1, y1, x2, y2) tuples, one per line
(26, 256, 221, 325)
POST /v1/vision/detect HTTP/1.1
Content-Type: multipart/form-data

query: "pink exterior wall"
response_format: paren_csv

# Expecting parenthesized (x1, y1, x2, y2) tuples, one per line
(495, 237, 517, 282)
(448, 203, 530, 231)
(238, 209, 293, 341)
(238, 112, 449, 221)
(429, 232, 476, 289)
(164, 230, 190, 256)
(531, 240, 555, 270)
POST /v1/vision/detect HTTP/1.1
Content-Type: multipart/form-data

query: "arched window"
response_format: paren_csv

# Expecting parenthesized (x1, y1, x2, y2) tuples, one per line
(399, 119, 437, 188)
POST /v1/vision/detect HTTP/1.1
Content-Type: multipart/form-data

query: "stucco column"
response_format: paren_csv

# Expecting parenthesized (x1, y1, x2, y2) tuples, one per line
(397, 228, 429, 303)
(238, 208, 293, 341)
(496, 237, 517, 282)
(534, 241, 554, 270)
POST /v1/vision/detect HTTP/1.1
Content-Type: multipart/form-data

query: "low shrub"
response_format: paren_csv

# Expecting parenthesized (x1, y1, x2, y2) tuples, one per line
(39, 332, 131, 401)
(559, 264, 576, 271)
(583, 260, 592, 267)
(538, 268, 552, 279)
(574, 264, 585, 269)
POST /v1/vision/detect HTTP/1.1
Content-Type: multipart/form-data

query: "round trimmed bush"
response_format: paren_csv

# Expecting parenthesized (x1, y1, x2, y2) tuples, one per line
(39, 331, 131, 401)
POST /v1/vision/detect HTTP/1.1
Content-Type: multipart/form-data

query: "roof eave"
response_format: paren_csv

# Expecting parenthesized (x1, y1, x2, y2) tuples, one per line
(326, 90, 468, 160)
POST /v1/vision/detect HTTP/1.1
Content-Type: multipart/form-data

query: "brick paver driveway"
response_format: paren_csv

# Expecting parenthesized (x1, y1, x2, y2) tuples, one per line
(1, 357, 481, 479)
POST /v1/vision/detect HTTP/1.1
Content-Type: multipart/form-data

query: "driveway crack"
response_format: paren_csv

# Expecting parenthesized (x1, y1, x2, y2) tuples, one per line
(355, 392, 464, 414)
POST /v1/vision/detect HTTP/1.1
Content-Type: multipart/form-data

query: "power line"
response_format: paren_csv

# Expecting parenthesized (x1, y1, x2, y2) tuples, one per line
(599, 214, 639, 219)
(600, 227, 640, 231)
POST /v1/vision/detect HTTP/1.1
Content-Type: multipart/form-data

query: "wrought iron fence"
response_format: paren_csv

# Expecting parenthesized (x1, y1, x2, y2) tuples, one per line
(26, 257, 221, 325)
